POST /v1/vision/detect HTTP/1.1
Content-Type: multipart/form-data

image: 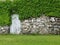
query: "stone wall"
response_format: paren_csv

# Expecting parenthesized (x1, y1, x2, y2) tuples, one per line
(0, 26, 9, 34)
(21, 15, 60, 34)
(0, 15, 60, 34)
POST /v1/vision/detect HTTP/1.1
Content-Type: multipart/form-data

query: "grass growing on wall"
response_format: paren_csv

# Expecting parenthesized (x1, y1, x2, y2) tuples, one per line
(0, 0, 60, 25)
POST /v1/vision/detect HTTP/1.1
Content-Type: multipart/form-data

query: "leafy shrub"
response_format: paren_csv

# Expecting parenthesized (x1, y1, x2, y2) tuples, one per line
(0, 0, 60, 25)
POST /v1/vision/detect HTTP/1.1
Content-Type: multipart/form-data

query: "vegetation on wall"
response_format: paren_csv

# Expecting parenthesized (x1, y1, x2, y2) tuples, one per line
(0, 0, 60, 25)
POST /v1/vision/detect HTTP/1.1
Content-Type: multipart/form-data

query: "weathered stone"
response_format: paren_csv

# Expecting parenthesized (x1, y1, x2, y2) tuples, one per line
(21, 15, 60, 34)
(50, 17, 55, 22)
(0, 15, 60, 34)
(0, 26, 9, 34)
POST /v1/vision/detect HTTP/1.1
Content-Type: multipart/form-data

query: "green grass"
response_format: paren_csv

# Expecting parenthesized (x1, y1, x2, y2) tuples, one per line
(0, 35, 60, 45)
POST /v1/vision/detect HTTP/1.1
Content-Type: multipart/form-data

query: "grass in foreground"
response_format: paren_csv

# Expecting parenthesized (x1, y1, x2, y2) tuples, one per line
(0, 35, 60, 45)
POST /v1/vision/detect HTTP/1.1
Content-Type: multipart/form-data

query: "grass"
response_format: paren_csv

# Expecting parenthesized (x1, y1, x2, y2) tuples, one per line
(0, 35, 60, 45)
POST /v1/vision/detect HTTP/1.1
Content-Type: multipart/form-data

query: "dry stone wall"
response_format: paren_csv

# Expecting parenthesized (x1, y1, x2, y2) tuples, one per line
(0, 15, 60, 34)
(21, 15, 60, 34)
(0, 26, 9, 34)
